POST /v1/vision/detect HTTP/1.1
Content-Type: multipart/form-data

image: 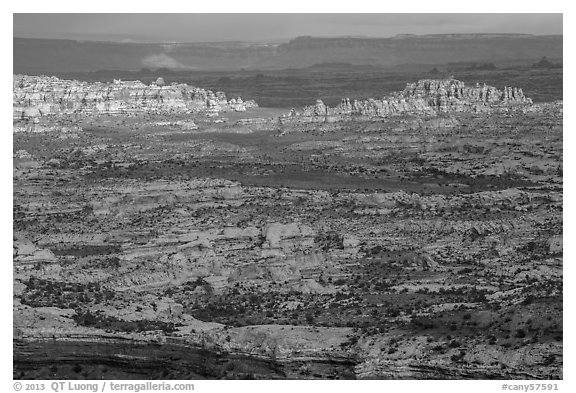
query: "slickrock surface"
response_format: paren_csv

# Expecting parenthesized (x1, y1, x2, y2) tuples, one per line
(13, 74, 257, 121)
(285, 79, 532, 123)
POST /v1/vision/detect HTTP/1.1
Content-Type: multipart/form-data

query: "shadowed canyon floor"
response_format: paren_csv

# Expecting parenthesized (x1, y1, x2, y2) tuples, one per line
(13, 76, 562, 379)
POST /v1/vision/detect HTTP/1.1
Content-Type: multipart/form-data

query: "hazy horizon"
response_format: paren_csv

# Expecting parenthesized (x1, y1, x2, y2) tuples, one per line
(13, 14, 563, 43)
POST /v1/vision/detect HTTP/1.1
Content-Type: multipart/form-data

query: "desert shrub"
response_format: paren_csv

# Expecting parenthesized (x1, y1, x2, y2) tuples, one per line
(305, 313, 315, 324)
(315, 231, 344, 252)
(448, 340, 461, 348)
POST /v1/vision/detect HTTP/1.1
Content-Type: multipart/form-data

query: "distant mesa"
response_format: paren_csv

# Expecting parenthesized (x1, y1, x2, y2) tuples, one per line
(304, 62, 380, 71)
(391, 33, 536, 40)
(14, 35, 562, 73)
(532, 56, 562, 69)
(465, 63, 497, 71)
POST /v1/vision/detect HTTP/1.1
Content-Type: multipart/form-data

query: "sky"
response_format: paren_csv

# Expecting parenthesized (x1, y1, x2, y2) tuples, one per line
(13, 14, 563, 43)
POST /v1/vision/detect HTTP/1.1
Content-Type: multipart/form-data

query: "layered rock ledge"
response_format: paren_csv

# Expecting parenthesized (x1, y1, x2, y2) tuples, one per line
(283, 79, 533, 123)
(13, 74, 258, 120)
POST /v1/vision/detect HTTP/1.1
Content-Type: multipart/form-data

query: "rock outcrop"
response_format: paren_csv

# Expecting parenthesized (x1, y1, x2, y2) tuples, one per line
(13, 235, 58, 265)
(13, 74, 257, 121)
(262, 222, 315, 251)
(285, 79, 532, 123)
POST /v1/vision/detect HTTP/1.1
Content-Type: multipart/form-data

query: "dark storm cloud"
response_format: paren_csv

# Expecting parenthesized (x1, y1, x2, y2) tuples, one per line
(13, 14, 563, 42)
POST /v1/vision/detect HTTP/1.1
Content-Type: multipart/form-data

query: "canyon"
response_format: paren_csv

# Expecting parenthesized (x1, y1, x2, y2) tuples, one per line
(13, 73, 562, 379)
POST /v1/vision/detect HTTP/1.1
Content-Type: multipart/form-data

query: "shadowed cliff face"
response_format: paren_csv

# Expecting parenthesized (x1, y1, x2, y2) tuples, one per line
(14, 340, 358, 380)
(13, 34, 562, 74)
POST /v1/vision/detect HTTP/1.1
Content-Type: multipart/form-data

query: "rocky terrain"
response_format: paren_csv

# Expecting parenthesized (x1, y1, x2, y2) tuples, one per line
(13, 76, 562, 379)
(286, 79, 532, 124)
(13, 74, 257, 122)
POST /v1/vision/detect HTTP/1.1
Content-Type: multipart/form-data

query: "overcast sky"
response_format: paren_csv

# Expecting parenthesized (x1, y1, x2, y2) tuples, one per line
(13, 14, 563, 42)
